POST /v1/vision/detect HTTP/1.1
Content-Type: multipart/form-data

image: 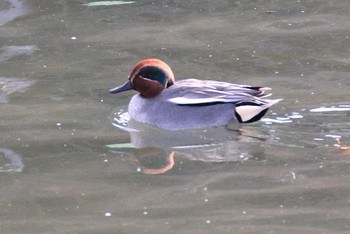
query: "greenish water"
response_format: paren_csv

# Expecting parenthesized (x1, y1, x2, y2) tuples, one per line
(1, 0, 350, 233)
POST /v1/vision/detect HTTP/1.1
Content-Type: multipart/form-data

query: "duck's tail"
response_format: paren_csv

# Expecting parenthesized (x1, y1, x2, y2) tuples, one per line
(234, 99, 282, 123)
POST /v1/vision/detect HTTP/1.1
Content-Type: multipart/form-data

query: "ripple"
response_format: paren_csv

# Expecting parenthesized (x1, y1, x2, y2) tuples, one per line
(111, 107, 138, 132)
(0, 77, 36, 103)
(261, 104, 350, 154)
(0, 45, 38, 62)
(310, 105, 350, 113)
(262, 111, 303, 124)
(251, 15, 350, 35)
(111, 105, 350, 161)
(0, 148, 24, 172)
(83, 1, 136, 7)
(0, 0, 26, 26)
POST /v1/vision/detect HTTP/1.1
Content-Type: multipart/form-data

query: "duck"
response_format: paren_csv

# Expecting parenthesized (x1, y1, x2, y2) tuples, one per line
(110, 58, 281, 130)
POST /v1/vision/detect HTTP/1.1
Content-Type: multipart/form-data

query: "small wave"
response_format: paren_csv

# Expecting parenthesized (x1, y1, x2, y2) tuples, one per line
(0, 45, 38, 62)
(0, 0, 26, 26)
(310, 105, 350, 113)
(111, 108, 139, 132)
(0, 148, 24, 172)
(0, 77, 36, 103)
(262, 112, 303, 124)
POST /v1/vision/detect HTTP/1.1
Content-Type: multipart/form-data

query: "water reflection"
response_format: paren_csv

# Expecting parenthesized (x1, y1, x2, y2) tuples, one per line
(0, 0, 26, 26)
(262, 111, 303, 124)
(109, 102, 350, 174)
(108, 108, 269, 174)
(262, 105, 350, 156)
(0, 45, 37, 102)
(310, 105, 350, 113)
(0, 77, 36, 103)
(133, 148, 175, 175)
(1, 0, 350, 232)
(0, 148, 24, 172)
(334, 138, 350, 155)
(0, 45, 38, 63)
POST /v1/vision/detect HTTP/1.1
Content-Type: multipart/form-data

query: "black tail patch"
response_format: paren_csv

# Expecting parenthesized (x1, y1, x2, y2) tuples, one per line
(235, 108, 269, 123)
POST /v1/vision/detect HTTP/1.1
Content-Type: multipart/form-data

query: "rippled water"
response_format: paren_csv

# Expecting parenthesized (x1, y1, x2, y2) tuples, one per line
(1, 0, 350, 233)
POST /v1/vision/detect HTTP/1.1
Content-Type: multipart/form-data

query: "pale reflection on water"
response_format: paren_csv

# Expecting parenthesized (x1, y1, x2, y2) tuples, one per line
(1, 0, 350, 233)
(111, 104, 350, 175)
(0, 0, 25, 26)
(0, 148, 24, 172)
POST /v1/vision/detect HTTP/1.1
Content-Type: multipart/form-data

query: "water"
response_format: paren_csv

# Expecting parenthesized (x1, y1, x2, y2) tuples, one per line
(1, 0, 350, 233)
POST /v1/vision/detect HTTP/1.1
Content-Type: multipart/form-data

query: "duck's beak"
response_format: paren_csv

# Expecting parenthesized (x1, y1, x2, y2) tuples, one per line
(109, 80, 133, 94)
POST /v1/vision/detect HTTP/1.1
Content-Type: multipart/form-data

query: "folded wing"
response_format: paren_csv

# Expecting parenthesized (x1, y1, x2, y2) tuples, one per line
(166, 79, 282, 123)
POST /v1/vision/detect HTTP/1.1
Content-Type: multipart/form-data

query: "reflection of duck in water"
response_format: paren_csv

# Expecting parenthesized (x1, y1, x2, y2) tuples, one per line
(108, 120, 268, 174)
(110, 59, 281, 130)
(132, 147, 175, 175)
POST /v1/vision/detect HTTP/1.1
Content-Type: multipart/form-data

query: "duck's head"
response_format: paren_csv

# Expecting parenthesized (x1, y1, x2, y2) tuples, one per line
(110, 58, 175, 98)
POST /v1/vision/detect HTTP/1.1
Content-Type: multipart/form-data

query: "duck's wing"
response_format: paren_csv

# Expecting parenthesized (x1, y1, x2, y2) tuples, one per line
(166, 79, 282, 123)
(166, 79, 272, 105)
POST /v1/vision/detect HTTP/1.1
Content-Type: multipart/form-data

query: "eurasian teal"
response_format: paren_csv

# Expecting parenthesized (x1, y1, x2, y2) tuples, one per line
(110, 59, 281, 130)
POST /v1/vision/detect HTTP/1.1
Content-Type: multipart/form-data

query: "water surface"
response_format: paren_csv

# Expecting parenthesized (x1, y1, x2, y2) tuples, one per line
(1, 0, 350, 233)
